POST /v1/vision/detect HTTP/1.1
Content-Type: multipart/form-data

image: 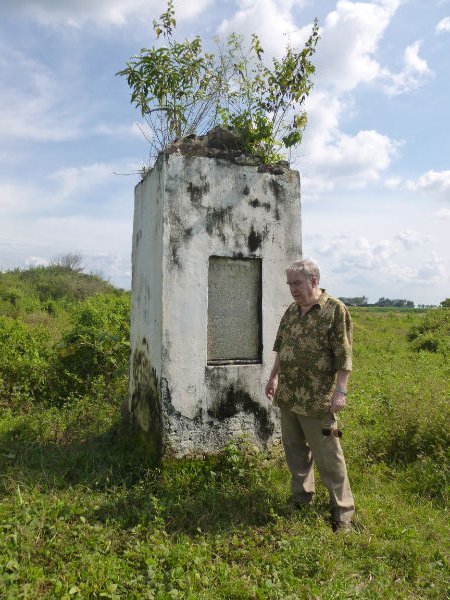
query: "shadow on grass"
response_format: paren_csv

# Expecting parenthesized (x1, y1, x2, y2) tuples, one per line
(0, 419, 300, 535)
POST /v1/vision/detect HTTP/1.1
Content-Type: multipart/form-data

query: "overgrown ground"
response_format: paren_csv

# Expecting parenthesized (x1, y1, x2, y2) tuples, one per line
(0, 271, 448, 598)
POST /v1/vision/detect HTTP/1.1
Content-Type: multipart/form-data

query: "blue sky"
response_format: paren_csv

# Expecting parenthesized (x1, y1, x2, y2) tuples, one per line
(0, 0, 449, 305)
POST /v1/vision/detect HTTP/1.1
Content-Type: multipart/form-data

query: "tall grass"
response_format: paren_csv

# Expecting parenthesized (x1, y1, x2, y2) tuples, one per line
(0, 288, 448, 598)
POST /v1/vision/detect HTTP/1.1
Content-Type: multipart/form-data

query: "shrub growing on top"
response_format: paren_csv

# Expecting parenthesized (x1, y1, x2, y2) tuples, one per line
(117, 0, 319, 164)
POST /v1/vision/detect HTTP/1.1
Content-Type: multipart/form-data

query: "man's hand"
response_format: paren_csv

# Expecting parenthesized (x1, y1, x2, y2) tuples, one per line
(331, 370, 350, 413)
(330, 390, 346, 413)
(266, 354, 280, 401)
(265, 375, 278, 401)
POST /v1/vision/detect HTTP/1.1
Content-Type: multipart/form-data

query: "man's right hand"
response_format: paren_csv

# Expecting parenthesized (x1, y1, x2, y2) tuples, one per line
(265, 376, 278, 401)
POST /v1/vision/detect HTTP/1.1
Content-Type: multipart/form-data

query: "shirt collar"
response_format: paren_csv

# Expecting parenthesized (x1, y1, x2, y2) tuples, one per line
(317, 289, 328, 309)
(295, 289, 328, 315)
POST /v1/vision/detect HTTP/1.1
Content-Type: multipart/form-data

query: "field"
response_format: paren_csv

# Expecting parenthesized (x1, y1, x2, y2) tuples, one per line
(0, 269, 449, 599)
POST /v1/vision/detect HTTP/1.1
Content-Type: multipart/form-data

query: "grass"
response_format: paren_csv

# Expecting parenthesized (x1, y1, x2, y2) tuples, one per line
(0, 309, 449, 599)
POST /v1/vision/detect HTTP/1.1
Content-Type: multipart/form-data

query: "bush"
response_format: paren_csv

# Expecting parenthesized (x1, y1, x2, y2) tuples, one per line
(17, 266, 116, 303)
(0, 283, 42, 317)
(0, 266, 118, 321)
(0, 316, 51, 405)
(407, 307, 450, 354)
(57, 293, 130, 399)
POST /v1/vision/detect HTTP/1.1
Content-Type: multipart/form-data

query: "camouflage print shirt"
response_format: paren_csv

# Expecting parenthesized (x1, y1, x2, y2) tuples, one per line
(273, 291, 352, 417)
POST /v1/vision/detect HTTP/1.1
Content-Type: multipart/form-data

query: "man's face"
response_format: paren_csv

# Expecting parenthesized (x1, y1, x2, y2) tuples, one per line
(286, 272, 317, 306)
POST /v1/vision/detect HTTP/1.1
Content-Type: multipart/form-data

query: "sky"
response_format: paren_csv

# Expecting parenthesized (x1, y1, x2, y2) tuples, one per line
(0, 0, 449, 306)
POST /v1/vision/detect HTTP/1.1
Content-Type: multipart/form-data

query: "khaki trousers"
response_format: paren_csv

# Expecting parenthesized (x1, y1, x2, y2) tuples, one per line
(279, 403, 355, 522)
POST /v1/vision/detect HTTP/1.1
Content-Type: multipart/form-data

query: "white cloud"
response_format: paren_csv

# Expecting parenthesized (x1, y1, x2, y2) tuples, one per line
(84, 253, 131, 287)
(385, 176, 402, 190)
(313, 233, 448, 288)
(0, 160, 135, 228)
(300, 175, 334, 203)
(0, 178, 77, 222)
(49, 163, 118, 200)
(25, 256, 50, 268)
(217, 0, 311, 59)
(436, 16, 450, 33)
(300, 91, 398, 192)
(437, 208, 450, 220)
(416, 251, 448, 283)
(395, 229, 434, 250)
(316, 0, 400, 93)
(407, 170, 450, 201)
(0, 44, 83, 143)
(256, 0, 401, 192)
(1, 214, 131, 262)
(381, 41, 433, 96)
(94, 121, 153, 140)
(0, 0, 212, 28)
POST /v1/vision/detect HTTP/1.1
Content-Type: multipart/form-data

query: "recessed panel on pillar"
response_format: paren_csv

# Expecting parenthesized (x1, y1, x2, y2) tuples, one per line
(207, 256, 262, 365)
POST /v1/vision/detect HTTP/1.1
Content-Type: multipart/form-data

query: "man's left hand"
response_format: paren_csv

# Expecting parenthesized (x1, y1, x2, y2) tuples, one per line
(330, 391, 346, 413)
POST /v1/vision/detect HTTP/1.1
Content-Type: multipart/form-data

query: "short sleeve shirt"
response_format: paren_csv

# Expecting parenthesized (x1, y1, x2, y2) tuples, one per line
(273, 291, 352, 417)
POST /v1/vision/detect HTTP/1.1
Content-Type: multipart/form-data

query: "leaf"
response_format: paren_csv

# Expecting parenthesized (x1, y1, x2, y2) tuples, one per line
(69, 586, 80, 594)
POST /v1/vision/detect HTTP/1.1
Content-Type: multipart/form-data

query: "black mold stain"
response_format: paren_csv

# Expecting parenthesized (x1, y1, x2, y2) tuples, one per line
(130, 348, 163, 458)
(187, 178, 210, 208)
(184, 227, 193, 241)
(171, 242, 181, 268)
(168, 213, 186, 269)
(243, 185, 250, 196)
(161, 377, 178, 418)
(248, 225, 263, 252)
(248, 198, 271, 211)
(267, 178, 286, 221)
(269, 178, 285, 202)
(205, 206, 233, 243)
(208, 385, 274, 442)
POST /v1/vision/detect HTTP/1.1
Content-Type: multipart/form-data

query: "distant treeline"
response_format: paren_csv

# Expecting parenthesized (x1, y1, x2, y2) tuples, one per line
(339, 296, 416, 308)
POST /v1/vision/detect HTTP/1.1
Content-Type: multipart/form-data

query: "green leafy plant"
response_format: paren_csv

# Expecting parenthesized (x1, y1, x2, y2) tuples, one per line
(57, 293, 130, 399)
(117, 0, 319, 164)
(407, 307, 450, 353)
(0, 316, 51, 405)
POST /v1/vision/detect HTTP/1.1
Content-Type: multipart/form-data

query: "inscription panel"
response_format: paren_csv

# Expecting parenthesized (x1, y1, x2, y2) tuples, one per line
(208, 256, 262, 364)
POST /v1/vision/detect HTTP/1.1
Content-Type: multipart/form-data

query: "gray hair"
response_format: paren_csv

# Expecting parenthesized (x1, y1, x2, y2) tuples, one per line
(285, 259, 320, 282)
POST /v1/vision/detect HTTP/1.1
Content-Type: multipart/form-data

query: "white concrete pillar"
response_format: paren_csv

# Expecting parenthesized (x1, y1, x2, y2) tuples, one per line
(128, 153, 301, 457)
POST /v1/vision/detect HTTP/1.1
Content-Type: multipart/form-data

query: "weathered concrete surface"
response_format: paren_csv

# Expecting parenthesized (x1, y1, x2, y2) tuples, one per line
(128, 153, 301, 457)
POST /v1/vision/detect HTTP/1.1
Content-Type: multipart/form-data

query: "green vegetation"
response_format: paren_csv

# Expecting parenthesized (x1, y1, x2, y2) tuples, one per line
(0, 265, 116, 318)
(117, 0, 319, 164)
(0, 266, 129, 408)
(407, 306, 450, 354)
(0, 271, 449, 598)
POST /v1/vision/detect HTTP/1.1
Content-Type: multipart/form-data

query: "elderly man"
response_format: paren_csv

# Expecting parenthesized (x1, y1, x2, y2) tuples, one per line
(265, 259, 355, 532)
